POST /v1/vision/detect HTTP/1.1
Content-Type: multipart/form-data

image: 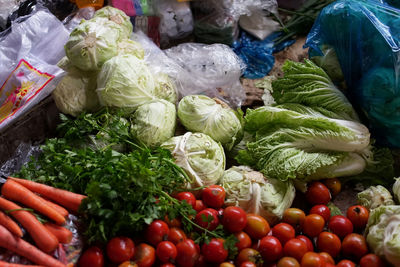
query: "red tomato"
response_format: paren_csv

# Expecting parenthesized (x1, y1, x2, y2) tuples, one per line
(325, 264, 336, 267)
(201, 238, 228, 263)
(283, 238, 308, 262)
(220, 262, 235, 267)
(303, 214, 325, 238)
(282, 208, 306, 232)
(359, 253, 386, 267)
(240, 262, 257, 267)
(222, 206, 247, 233)
(309, 205, 331, 223)
(328, 215, 354, 239)
(336, 260, 356, 267)
(145, 220, 170, 246)
(195, 254, 207, 267)
(277, 257, 300, 267)
(305, 182, 331, 205)
(244, 213, 270, 239)
(164, 215, 182, 228)
(156, 241, 177, 263)
(341, 233, 368, 260)
(118, 262, 138, 267)
(194, 208, 220, 231)
(168, 227, 187, 245)
(236, 248, 262, 266)
(323, 178, 342, 197)
(301, 252, 325, 267)
(234, 231, 252, 251)
(176, 239, 199, 267)
(159, 264, 175, 267)
(175, 192, 196, 209)
(134, 243, 155, 267)
(319, 252, 334, 264)
(258, 236, 283, 263)
(296, 235, 314, 252)
(272, 223, 296, 245)
(106, 237, 135, 264)
(202, 185, 226, 209)
(346, 205, 369, 229)
(78, 246, 104, 267)
(316, 232, 341, 258)
(194, 200, 206, 213)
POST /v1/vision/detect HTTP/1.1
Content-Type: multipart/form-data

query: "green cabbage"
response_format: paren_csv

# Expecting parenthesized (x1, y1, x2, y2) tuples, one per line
(97, 54, 156, 110)
(117, 39, 145, 59)
(161, 132, 225, 188)
(130, 100, 176, 147)
(310, 45, 344, 82)
(393, 178, 400, 203)
(93, 6, 133, 38)
(154, 73, 177, 104)
(65, 18, 122, 71)
(357, 185, 394, 210)
(178, 95, 243, 150)
(52, 70, 100, 117)
(365, 205, 400, 266)
(221, 166, 295, 224)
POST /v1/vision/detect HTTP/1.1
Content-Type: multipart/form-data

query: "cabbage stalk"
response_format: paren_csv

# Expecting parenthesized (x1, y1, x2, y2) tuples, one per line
(161, 132, 225, 188)
(357, 185, 394, 210)
(221, 166, 295, 224)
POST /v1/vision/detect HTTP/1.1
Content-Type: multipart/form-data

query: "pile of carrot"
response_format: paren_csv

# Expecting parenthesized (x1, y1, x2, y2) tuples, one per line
(0, 177, 87, 267)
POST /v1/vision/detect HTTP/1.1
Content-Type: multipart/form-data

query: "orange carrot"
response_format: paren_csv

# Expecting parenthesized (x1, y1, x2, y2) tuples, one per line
(0, 261, 43, 267)
(0, 210, 22, 237)
(2, 180, 66, 225)
(43, 223, 72, 244)
(0, 225, 65, 267)
(0, 197, 59, 253)
(40, 198, 69, 218)
(9, 177, 86, 213)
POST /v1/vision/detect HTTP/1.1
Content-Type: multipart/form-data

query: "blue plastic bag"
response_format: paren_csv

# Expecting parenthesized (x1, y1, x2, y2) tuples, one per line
(305, 0, 400, 147)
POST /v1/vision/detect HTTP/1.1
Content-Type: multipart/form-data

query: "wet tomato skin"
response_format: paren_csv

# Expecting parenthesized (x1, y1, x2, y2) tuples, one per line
(106, 237, 135, 264)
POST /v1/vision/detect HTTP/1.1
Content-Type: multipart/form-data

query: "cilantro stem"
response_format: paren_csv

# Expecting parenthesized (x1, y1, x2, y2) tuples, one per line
(5, 208, 34, 214)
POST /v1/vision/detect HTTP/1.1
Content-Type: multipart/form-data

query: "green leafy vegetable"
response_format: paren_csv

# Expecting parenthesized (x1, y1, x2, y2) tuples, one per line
(357, 185, 394, 210)
(93, 6, 133, 38)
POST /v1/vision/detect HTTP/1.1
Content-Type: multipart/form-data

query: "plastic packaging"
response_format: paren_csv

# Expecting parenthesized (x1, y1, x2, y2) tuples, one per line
(239, 10, 280, 40)
(305, 0, 400, 147)
(0, 8, 68, 133)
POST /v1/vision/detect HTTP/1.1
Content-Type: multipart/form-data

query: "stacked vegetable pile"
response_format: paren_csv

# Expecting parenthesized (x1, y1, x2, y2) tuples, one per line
(2, 5, 399, 267)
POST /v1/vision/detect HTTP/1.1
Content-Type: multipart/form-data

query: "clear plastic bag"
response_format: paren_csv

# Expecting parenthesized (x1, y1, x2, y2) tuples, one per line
(305, 0, 400, 147)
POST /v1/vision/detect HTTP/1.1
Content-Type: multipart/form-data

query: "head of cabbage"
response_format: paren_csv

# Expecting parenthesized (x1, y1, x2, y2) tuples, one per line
(154, 73, 178, 104)
(393, 178, 400, 203)
(97, 54, 157, 110)
(178, 95, 243, 150)
(221, 166, 295, 224)
(117, 39, 145, 59)
(130, 100, 176, 147)
(161, 132, 225, 188)
(357, 185, 394, 210)
(93, 6, 133, 39)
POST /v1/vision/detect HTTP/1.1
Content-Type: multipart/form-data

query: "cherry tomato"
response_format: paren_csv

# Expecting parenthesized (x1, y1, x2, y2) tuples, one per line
(78, 246, 104, 267)
(272, 223, 296, 245)
(283, 238, 308, 262)
(134, 243, 155, 267)
(195, 254, 207, 267)
(323, 178, 342, 197)
(202, 185, 225, 209)
(282, 208, 306, 232)
(220, 262, 235, 267)
(222, 206, 247, 233)
(118, 262, 138, 267)
(168, 227, 187, 245)
(305, 182, 331, 205)
(106, 237, 135, 264)
(336, 260, 356, 267)
(234, 231, 252, 251)
(145, 220, 169, 246)
(316, 231, 341, 258)
(359, 253, 386, 267)
(296, 235, 314, 252)
(164, 215, 182, 228)
(194, 208, 220, 231)
(319, 252, 334, 264)
(175, 192, 196, 209)
(325, 263, 336, 267)
(309, 205, 331, 223)
(301, 252, 325, 267)
(328, 215, 353, 239)
(236, 248, 262, 266)
(176, 239, 199, 267)
(346, 205, 369, 229)
(303, 214, 325, 238)
(156, 241, 177, 263)
(159, 264, 175, 267)
(258, 236, 283, 263)
(201, 238, 228, 263)
(277, 257, 300, 267)
(194, 200, 206, 213)
(341, 233, 368, 260)
(244, 213, 270, 239)
(240, 262, 257, 267)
